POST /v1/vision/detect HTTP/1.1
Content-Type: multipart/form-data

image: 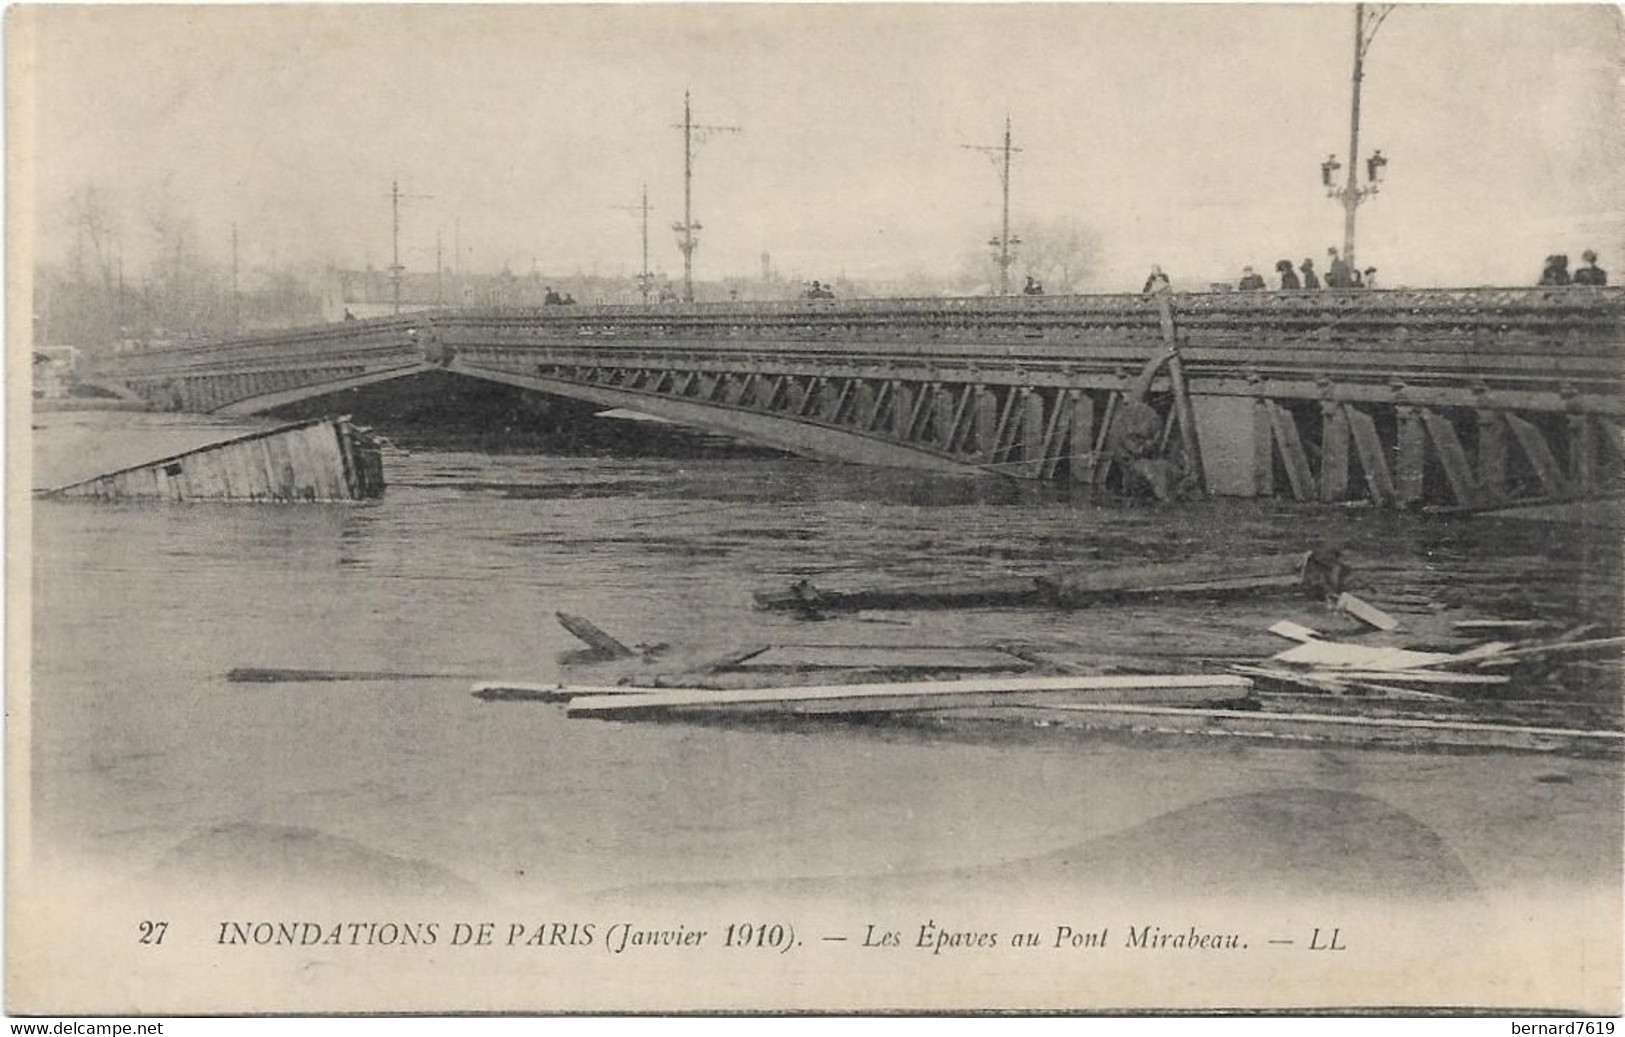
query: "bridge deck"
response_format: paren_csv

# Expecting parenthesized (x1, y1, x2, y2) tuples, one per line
(85, 288, 1625, 508)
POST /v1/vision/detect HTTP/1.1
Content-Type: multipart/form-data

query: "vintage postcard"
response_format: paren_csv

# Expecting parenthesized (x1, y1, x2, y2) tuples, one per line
(7, 2, 1623, 1017)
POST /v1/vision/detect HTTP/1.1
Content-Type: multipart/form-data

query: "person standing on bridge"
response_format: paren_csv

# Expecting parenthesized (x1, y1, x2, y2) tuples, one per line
(1326, 247, 1352, 288)
(1142, 265, 1170, 295)
(1237, 266, 1266, 291)
(1023, 275, 1045, 295)
(1539, 255, 1571, 286)
(1573, 250, 1608, 286)
(1299, 258, 1321, 290)
(1276, 260, 1300, 290)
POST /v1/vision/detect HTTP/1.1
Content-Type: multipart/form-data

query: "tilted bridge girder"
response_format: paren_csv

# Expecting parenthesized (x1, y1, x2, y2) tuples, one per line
(84, 288, 1625, 510)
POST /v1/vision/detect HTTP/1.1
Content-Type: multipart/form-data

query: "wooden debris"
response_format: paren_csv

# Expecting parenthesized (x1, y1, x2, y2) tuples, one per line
(228, 667, 472, 683)
(1469, 636, 1625, 668)
(1296, 669, 1507, 685)
(756, 551, 1345, 613)
(1335, 592, 1400, 631)
(1272, 640, 1456, 671)
(42, 416, 384, 502)
(1268, 620, 1321, 643)
(1451, 619, 1555, 634)
(566, 674, 1254, 719)
(721, 644, 1028, 672)
(471, 681, 660, 703)
(556, 612, 635, 660)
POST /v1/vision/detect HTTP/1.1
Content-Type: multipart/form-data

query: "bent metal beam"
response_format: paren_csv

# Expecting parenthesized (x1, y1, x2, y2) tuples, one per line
(85, 287, 1625, 511)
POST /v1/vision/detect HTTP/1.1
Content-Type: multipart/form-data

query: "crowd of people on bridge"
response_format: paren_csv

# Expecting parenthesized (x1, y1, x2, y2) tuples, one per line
(1540, 250, 1608, 286)
(542, 287, 579, 305)
(1234, 248, 1376, 292)
(802, 280, 836, 299)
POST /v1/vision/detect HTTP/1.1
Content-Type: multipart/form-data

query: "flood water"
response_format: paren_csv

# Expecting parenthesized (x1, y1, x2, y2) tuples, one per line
(26, 409, 1625, 908)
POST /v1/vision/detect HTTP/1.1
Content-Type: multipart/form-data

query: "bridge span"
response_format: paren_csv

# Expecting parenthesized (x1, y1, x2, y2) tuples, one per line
(86, 287, 1624, 511)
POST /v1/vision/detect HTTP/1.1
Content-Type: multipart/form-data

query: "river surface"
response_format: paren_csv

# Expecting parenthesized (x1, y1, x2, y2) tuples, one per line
(26, 410, 1625, 911)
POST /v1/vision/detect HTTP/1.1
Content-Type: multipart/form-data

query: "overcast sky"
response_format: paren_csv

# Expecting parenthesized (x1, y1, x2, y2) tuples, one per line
(13, 3, 1623, 290)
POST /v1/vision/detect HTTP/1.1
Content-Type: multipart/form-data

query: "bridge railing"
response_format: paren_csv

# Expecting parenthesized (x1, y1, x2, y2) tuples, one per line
(84, 287, 1622, 382)
(87, 314, 433, 379)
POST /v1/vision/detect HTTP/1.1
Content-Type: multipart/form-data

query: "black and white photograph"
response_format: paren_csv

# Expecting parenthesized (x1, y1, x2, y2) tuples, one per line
(7, 2, 1623, 1017)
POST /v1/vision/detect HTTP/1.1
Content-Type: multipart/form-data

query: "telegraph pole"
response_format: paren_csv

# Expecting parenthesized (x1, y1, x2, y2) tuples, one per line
(671, 90, 741, 303)
(388, 179, 434, 315)
(962, 115, 1023, 295)
(613, 184, 654, 303)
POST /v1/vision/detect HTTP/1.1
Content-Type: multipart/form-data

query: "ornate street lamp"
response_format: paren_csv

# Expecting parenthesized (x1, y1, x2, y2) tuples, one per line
(1321, 3, 1395, 272)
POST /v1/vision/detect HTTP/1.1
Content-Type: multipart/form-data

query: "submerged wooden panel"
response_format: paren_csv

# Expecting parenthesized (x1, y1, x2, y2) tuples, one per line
(42, 416, 384, 503)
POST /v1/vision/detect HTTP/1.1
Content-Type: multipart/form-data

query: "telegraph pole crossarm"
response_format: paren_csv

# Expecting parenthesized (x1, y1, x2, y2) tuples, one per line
(961, 115, 1024, 295)
(671, 90, 741, 303)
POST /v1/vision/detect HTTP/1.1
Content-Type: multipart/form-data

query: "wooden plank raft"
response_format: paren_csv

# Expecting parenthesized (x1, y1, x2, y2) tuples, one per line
(754, 552, 1341, 613)
(566, 674, 1253, 719)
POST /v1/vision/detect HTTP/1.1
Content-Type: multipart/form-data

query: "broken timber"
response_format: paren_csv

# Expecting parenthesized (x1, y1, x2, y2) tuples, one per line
(754, 551, 1342, 613)
(566, 673, 1253, 719)
(40, 416, 384, 502)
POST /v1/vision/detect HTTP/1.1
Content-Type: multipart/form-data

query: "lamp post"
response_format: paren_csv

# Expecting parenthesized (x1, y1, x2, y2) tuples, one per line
(1321, 3, 1394, 273)
(962, 116, 1022, 295)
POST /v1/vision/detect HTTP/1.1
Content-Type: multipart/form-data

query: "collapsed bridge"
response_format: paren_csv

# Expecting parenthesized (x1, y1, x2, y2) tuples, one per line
(86, 287, 1625, 511)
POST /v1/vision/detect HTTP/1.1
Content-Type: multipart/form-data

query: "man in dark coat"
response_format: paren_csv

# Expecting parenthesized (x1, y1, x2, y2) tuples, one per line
(1326, 247, 1352, 288)
(1539, 255, 1571, 286)
(1300, 258, 1321, 290)
(1573, 250, 1608, 286)
(1276, 259, 1300, 290)
(1237, 266, 1266, 291)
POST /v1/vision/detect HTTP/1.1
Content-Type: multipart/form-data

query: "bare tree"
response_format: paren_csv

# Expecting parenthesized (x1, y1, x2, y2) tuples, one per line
(1018, 216, 1102, 294)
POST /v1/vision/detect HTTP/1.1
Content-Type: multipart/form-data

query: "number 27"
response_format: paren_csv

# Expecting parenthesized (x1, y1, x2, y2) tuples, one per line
(138, 921, 168, 945)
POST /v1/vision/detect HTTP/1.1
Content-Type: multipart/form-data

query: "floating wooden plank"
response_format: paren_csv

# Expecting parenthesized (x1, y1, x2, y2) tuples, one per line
(1032, 554, 1314, 606)
(1268, 620, 1321, 643)
(41, 416, 384, 502)
(555, 612, 636, 659)
(979, 703, 1623, 754)
(1451, 619, 1554, 633)
(1273, 640, 1456, 671)
(753, 553, 1336, 613)
(229, 667, 474, 683)
(1471, 636, 1625, 668)
(1298, 669, 1508, 685)
(567, 674, 1254, 719)
(1335, 592, 1400, 631)
(472, 681, 662, 703)
(725, 645, 1028, 672)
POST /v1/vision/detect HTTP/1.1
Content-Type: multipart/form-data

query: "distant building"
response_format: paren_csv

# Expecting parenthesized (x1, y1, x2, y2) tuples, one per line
(34, 345, 81, 398)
